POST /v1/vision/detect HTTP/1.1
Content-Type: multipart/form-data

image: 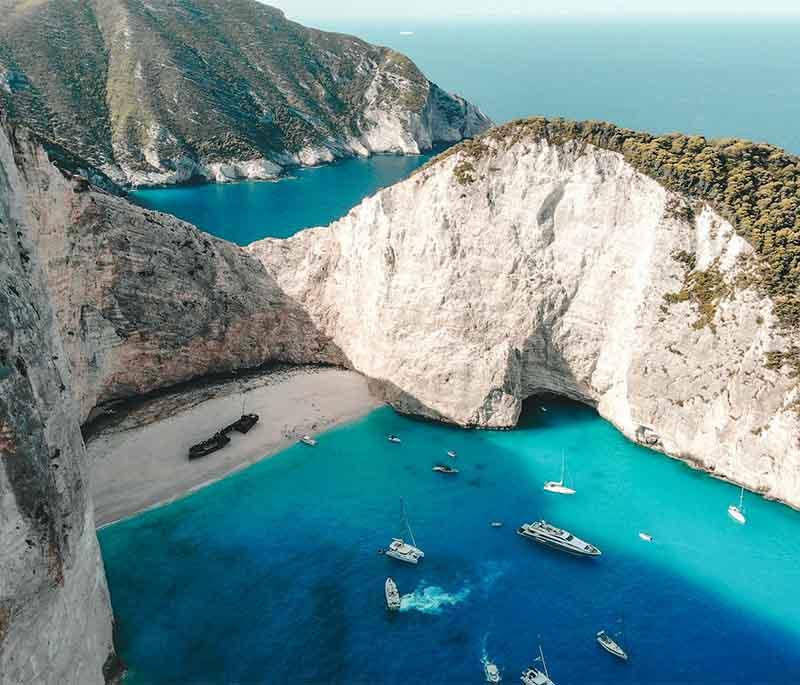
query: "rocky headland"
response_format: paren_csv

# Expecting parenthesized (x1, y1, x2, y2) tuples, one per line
(0, 0, 490, 187)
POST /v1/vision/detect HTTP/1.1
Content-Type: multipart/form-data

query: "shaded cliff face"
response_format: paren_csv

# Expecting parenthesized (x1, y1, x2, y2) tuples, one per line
(0, 122, 116, 682)
(0, 0, 490, 186)
(5, 122, 342, 422)
(251, 123, 800, 507)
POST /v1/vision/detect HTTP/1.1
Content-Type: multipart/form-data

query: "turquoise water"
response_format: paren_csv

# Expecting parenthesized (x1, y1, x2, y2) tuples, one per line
(100, 399, 800, 684)
(129, 148, 443, 245)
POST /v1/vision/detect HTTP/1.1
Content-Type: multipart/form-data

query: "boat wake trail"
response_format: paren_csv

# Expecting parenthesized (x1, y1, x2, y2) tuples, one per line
(399, 582, 471, 614)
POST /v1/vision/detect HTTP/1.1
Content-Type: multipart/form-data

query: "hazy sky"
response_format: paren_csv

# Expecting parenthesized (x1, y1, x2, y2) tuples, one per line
(265, 0, 800, 22)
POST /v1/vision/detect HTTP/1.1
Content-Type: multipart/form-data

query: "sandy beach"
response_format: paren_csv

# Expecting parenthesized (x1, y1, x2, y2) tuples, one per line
(87, 366, 382, 527)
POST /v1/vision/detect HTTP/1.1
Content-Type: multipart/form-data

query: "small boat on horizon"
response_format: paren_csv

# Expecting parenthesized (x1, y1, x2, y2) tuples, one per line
(728, 486, 747, 525)
(518, 520, 601, 557)
(543, 451, 575, 495)
(300, 435, 317, 447)
(520, 645, 555, 685)
(387, 434, 401, 444)
(385, 577, 401, 610)
(596, 630, 628, 661)
(381, 498, 425, 564)
(433, 464, 459, 474)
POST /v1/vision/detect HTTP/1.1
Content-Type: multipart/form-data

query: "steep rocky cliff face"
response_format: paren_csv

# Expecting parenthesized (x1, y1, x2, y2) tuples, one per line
(3, 120, 342, 423)
(251, 120, 800, 507)
(0, 122, 117, 683)
(0, 0, 490, 186)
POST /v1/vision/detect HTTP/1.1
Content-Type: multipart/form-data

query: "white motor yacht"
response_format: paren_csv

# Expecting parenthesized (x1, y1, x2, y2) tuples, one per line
(300, 435, 317, 446)
(517, 520, 601, 557)
(385, 577, 401, 610)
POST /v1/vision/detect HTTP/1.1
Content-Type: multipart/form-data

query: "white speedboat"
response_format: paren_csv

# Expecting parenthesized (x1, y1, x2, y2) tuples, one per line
(484, 660, 502, 682)
(491, 521, 504, 528)
(638, 532, 653, 542)
(382, 498, 425, 565)
(385, 577, 401, 610)
(300, 435, 317, 446)
(543, 451, 575, 495)
(447, 450, 458, 459)
(520, 645, 554, 685)
(433, 464, 459, 474)
(518, 520, 601, 557)
(728, 486, 746, 525)
(596, 630, 628, 660)
(387, 434, 401, 444)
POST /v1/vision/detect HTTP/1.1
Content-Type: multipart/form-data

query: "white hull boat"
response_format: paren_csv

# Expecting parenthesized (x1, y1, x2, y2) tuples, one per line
(385, 577, 401, 610)
(520, 645, 554, 685)
(387, 435, 401, 444)
(433, 464, 459, 474)
(518, 520, 601, 557)
(596, 630, 628, 660)
(383, 498, 424, 564)
(300, 435, 317, 446)
(484, 660, 502, 682)
(543, 451, 575, 495)
(728, 486, 747, 524)
(638, 532, 653, 542)
(447, 450, 457, 459)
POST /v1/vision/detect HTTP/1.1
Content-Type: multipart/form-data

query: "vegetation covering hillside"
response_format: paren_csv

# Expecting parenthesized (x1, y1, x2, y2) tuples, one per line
(434, 117, 800, 340)
(0, 0, 477, 182)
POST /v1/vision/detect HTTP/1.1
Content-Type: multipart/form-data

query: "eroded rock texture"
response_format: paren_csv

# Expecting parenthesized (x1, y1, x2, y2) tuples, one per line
(0, 120, 117, 683)
(251, 128, 800, 506)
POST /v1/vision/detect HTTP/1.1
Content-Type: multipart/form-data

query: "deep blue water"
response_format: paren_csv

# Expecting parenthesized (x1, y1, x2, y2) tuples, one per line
(100, 399, 800, 684)
(129, 148, 442, 245)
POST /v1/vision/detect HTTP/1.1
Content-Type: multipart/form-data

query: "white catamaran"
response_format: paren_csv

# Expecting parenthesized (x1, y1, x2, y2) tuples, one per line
(728, 486, 746, 525)
(382, 498, 425, 564)
(543, 451, 575, 495)
(520, 645, 555, 685)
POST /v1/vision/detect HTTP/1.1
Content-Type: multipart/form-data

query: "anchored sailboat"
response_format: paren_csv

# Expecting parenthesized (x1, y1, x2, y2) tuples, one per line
(381, 498, 425, 564)
(520, 644, 555, 685)
(543, 451, 575, 495)
(728, 486, 746, 525)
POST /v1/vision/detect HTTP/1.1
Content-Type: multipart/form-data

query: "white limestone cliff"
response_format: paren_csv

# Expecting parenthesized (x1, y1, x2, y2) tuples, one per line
(250, 133, 800, 507)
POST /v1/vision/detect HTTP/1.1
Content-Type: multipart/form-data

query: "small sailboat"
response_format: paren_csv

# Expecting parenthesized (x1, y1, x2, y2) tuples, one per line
(520, 645, 555, 685)
(728, 486, 746, 525)
(387, 434, 401, 444)
(596, 630, 628, 661)
(543, 451, 575, 495)
(638, 532, 653, 542)
(433, 463, 459, 474)
(384, 577, 401, 610)
(381, 498, 425, 564)
(447, 450, 458, 459)
(484, 659, 502, 682)
(300, 435, 317, 446)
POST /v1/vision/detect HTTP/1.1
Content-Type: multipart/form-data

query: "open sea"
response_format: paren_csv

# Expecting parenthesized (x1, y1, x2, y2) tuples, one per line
(106, 18, 800, 684)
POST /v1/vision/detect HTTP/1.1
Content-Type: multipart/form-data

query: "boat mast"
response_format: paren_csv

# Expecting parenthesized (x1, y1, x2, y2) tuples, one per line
(739, 486, 744, 510)
(401, 498, 417, 547)
(539, 644, 549, 679)
(560, 451, 566, 486)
